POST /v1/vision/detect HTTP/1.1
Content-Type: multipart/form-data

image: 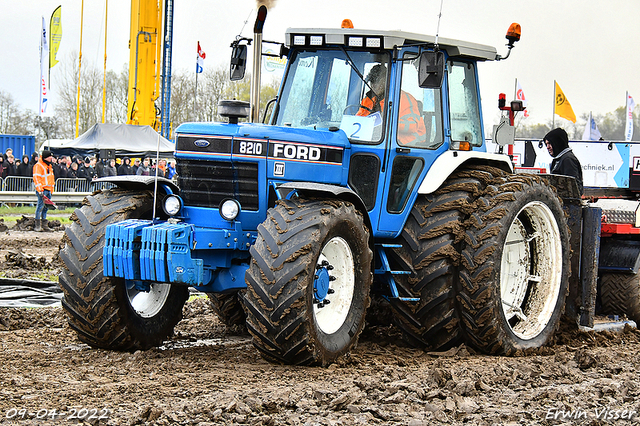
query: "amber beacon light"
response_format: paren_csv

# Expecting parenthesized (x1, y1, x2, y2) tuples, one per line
(506, 23, 521, 47)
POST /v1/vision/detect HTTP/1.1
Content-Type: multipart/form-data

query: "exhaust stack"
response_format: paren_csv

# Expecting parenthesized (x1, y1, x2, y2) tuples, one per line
(251, 6, 267, 123)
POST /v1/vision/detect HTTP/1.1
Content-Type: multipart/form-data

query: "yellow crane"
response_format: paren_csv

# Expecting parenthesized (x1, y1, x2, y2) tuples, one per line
(127, 0, 163, 130)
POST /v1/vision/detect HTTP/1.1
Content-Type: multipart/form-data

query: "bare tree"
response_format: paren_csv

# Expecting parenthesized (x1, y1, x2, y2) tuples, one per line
(54, 51, 106, 138)
(104, 65, 129, 124)
(0, 91, 22, 134)
(167, 70, 196, 128)
(196, 65, 228, 122)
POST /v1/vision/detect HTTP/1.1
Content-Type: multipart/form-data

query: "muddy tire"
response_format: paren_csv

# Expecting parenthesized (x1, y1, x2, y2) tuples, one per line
(207, 292, 247, 326)
(243, 199, 373, 366)
(600, 273, 640, 323)
(58, 189, 189, 351)
(458, 176, 570, 354)
(388, 170, 489, 351)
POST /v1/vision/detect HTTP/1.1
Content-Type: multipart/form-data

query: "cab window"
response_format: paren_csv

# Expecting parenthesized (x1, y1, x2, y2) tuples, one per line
(397, 53, 443, 149)
(448, 61, 482, 147)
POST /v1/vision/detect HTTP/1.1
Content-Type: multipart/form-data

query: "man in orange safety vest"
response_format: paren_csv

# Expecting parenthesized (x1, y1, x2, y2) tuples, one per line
(32, 150, 56, 232)
(357, 64, 426, 146)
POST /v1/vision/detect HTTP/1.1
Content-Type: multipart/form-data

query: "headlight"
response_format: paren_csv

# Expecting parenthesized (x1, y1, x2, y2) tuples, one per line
(219, 198, 241, 221)
(163, 195, 183, 216)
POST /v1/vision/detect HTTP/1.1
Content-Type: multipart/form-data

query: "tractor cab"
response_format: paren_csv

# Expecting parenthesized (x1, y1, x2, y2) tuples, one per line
(268, 27, 503, 237)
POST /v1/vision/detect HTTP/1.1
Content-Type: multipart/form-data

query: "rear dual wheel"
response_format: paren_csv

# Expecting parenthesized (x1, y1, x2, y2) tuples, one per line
(458, 177, 570, 354)
(387, 168, 496, 351)
(207, 292, 246, 327)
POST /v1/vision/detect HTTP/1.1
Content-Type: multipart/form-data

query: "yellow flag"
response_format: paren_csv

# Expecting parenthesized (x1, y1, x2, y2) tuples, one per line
(554, 81, 576, 123)
(49, 6, 62, 69)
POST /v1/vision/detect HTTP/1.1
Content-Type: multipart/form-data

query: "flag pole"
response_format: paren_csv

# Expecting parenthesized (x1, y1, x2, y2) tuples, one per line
(39, 16, 45, 117)
(194, 41, 198, 118)
(552, 80, 556, 129)
(75, 0, 84, 138)
(626, 91, 629, 141)
(48, 11, 52, 92)
(102, 0, 108, 123)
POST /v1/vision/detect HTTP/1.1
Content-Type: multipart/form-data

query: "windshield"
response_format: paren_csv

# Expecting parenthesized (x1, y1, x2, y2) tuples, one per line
(274, 49, 391, 144)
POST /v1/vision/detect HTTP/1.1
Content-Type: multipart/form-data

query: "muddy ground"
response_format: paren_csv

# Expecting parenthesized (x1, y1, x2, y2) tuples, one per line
(1, 225, 640, 425)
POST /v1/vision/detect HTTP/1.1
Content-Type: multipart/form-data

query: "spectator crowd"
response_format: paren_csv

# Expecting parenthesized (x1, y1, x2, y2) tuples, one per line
(0, 148, 177, 182)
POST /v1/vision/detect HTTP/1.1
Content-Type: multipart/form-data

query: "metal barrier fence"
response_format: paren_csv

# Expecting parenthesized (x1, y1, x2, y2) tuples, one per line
(0, 177, 114, 205)
(54, 178, 90, 192)
(2, 176, 35, 192)
(91, 181, 117, 191)
(0, 177, 116, 193)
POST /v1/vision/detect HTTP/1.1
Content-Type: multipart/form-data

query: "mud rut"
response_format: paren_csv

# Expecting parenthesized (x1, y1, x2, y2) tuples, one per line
(1, 229, 640, 425)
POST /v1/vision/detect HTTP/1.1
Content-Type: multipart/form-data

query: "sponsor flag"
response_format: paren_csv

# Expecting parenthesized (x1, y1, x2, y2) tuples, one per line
(554, 81, 576, 123)
(582, 112, 602, 141)
(196, 41, 205, 73)
(626, 92, 636, 141)
(49, 6, 62, 69)
(40, 16, 49, 116)
(516, 80, 529, 117)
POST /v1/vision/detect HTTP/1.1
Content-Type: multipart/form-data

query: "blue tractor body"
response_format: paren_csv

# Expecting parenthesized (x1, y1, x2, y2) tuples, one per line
(102, 28, 509, 296)
(63, 20, 626, 365)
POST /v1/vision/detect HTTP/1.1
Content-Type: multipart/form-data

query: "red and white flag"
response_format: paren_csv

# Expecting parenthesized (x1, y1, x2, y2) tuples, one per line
(626, 92, 636, 141)
(40, 16, 49, 116)
(516, 80, 529, 117)
(196, 41, 206, 73)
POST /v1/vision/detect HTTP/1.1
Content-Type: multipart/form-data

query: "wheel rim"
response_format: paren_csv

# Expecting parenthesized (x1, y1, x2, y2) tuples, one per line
(500, 201, 563, 340)
(126, 281, 172, 318)
(313, 236, 356, 335)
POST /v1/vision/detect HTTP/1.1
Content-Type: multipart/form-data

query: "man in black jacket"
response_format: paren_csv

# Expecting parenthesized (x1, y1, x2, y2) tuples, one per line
(77, 157, 96, 181)
(544, 128, 583, 194)
(117, 157, 134, 175)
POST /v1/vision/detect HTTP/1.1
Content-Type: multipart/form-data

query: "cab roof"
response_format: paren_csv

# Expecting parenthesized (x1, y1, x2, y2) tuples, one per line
(285, 27, 498, 62)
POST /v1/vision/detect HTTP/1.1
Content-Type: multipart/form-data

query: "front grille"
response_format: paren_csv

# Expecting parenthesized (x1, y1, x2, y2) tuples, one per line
(177, 159, 259, 210)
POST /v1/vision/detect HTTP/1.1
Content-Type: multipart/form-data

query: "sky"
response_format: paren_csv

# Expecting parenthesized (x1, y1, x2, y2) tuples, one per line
(1, 0, 639, 136)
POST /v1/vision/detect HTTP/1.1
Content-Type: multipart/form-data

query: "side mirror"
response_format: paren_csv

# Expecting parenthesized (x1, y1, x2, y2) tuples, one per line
(418, 51, 445, 89)
(230, 44, 247, 81)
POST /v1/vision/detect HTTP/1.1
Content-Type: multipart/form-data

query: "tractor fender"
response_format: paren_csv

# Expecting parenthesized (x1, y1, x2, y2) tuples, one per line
(93, 175, 179, 195)
(277, 182, 373, 246)
(417, 151, 513, 194)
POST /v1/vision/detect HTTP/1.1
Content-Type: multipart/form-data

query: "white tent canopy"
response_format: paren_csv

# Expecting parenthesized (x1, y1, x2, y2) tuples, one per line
(41, 139, 73, 150)
(44, 123, 175, 158)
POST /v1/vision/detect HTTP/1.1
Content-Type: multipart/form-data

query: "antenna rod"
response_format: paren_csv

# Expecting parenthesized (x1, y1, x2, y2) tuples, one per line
(435, 0, 444, 45)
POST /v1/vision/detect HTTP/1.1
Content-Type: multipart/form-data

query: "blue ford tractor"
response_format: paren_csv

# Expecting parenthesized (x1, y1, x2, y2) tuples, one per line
(59, 15, 591, 365)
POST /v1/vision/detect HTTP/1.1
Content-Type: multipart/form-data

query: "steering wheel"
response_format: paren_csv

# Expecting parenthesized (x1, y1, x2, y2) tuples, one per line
(343, 104, 361, 115)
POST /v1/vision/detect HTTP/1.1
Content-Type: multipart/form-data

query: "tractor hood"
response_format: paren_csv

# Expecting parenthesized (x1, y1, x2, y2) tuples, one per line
(175, 122, 351, 149)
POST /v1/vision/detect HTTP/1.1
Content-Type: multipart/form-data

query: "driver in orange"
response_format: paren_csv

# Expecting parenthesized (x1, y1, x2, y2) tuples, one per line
(357, 64, 426, 146)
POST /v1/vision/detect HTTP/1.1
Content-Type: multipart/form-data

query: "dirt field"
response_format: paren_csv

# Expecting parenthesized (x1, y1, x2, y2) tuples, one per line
(1, 227, 640, 425)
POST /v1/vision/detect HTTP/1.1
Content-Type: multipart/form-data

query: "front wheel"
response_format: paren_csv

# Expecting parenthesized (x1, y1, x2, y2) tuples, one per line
(243, 199, 373, 366)
(58, 189, 189, 350)
(457, 176, 570, 354)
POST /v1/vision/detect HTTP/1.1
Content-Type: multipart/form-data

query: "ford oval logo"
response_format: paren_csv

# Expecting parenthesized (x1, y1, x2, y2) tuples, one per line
(194, 139, 210, 148)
